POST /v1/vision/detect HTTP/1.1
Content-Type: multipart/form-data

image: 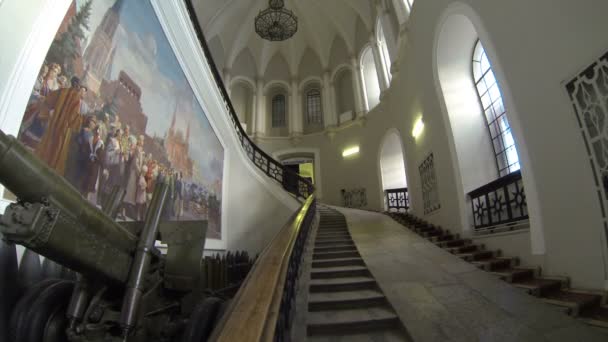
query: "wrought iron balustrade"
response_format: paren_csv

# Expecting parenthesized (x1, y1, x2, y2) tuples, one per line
(184, 1, 313, 200)
(385, 187, 409, 212)
(468, 170, 528, 231)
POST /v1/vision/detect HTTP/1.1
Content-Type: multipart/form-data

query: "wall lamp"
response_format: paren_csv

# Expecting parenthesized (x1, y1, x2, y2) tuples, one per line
(412, 117, 424, 139)
(342, 146, 360, 158)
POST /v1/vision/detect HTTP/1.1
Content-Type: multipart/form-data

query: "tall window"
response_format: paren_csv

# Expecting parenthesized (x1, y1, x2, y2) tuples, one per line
(272, 94, 286, 127)
(377, 21, 392, 81)
(403, 0, 414, 11)
(473, 40, 520, 176)
(306, 89, 323, 124)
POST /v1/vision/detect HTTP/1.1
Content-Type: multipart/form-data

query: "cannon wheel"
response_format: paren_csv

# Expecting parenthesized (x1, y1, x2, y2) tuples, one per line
(10, 279, 61, 341)
(182, 297, 223, 342)
(25, 280, 74, 342)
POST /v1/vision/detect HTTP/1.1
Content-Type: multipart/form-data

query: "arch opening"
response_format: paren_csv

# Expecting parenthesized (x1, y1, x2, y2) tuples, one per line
(361, 46, 380, 110)
(379, 130, 408, 210)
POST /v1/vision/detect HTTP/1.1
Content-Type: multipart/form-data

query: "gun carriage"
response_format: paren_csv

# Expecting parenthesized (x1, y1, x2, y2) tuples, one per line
(0, 130, 226, 342)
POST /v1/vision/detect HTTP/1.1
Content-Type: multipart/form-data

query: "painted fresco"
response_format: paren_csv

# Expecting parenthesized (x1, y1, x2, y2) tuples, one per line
(11, 0, 224, 239)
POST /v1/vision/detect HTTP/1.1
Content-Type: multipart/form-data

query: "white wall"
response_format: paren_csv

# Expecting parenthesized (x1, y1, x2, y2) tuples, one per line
(0, 0, 300, 257)
(256, 0, 608, 290)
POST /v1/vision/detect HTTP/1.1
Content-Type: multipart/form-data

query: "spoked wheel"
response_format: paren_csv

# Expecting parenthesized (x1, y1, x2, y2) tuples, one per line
(10, 279, 74, 342)
(182, 297, 223, 342)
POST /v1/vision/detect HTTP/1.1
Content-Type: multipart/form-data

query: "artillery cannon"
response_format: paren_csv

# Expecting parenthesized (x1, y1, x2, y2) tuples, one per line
(0, 130, 223, 342)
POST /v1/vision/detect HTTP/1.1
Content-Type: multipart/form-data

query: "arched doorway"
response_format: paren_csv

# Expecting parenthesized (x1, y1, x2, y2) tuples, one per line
(379, 129, 408, 211)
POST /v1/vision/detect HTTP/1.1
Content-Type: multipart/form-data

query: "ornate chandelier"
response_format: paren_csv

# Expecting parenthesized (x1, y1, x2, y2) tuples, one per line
(255, 0, 298, 41)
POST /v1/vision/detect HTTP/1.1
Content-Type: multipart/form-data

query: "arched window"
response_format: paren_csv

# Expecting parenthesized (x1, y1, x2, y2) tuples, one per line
(306, 89, 323, 124)
(404, 0, 414, 11)
(473, 40, 520, 176)
(271, 94, 286, 127)
(377, 20, 392, 81)
(361, 46, 381, 110)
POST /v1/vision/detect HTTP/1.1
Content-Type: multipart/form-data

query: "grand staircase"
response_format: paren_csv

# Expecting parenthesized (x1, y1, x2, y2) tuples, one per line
(304, 206, 411, 341)
(387, 212, 608, 329)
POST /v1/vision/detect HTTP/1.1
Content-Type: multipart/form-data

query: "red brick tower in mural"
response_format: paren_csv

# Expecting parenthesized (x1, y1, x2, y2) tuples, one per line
(165, 105, 194, 179)
(82, 0, 124, 94)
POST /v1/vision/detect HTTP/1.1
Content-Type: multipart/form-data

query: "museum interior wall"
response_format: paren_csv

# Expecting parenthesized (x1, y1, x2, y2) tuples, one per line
(1, 0, 608, 292)
(201, 0, 608, 290)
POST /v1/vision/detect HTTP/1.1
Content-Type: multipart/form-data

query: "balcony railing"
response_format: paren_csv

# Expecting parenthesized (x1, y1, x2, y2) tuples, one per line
(385, 187, 409, 212)
(468, 170, 528, 231)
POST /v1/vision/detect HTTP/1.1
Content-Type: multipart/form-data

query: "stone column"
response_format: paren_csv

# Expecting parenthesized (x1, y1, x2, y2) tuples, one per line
(371, 39, 390, 93)
(350, 56, 366, 117)
(322, 70, 337, 128)
(290, 77, 302, 135)
(254, 78, 266, 136)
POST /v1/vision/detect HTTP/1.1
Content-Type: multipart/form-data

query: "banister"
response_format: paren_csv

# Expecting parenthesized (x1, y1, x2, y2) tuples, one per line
(210, 195, 316, 342)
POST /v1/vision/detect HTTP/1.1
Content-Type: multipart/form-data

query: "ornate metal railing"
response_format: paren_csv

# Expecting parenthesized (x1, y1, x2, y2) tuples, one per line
(468, 170, 528, 231)
(184, 1, 313, 200)
(385, 187, 409, 212)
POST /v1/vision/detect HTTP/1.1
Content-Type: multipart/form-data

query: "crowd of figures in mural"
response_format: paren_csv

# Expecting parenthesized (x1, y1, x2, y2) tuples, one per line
(11, 0, 224, 238)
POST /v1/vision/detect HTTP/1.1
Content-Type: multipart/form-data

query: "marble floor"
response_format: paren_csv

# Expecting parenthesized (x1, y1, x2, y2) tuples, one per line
(331, 206, 608, 342)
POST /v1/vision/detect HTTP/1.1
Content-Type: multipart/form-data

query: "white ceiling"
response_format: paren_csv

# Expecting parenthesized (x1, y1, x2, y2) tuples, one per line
(193, 0, 378, 79)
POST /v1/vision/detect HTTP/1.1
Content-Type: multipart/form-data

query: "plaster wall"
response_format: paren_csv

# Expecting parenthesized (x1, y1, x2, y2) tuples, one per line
(0, 0, 300, 260)
(256, 0, 608, 289)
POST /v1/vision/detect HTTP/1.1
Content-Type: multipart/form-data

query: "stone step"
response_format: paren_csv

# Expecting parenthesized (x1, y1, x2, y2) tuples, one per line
(436, 239, 472, 248)
(308, 289, 388, 311)
(313, 251, 360, 260)
(310, 265, 370, 279)
(315, 239, 354, 245)
(455, 249, 498, 262)
(314, 245, 358, 253)
(309, 276, 378, 293)
(513, 278, 564, 297)
(490, 267, 535, 283)
(444, 243, 483, 254)
(584, 306, 608, 328)
(312, 258, 365, 268)
(307, 306, 401, 337)
(471, 257, 515, 271)
(307, 328, 410, 342)
(316, 232, 351, 238)
(542, 290, 603, 317)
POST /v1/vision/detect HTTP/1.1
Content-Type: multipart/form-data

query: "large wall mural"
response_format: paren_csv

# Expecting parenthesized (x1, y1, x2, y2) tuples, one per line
(8, 0, 225, 239)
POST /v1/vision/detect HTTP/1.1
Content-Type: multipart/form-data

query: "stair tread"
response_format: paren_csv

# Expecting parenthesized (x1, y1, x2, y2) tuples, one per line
(307, 328, 409, 342)
(543, 290, 602, 304)
(311, 265, 368, 274)
(310, 276, 375, 286)
(307, 306, 398, 326)
(512, 278, 562, 288)
(312, 257, 364, 265)
(309, 289, 385, 303)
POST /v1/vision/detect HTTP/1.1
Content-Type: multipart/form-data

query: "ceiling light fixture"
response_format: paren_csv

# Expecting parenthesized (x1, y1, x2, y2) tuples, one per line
(255, 0, 298, 41)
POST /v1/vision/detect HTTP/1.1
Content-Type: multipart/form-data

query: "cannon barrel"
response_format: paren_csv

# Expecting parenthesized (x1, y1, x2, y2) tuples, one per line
(0, 130, 137, 283)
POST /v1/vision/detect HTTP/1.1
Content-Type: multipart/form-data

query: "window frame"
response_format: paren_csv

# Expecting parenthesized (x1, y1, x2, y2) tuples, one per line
(271, 94, 286, 128)
(305, 88, 323, 125)
(471, 40, 520, 177)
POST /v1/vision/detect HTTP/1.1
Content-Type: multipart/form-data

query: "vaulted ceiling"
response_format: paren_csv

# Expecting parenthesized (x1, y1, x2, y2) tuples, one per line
(193, 0, 378, 80)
